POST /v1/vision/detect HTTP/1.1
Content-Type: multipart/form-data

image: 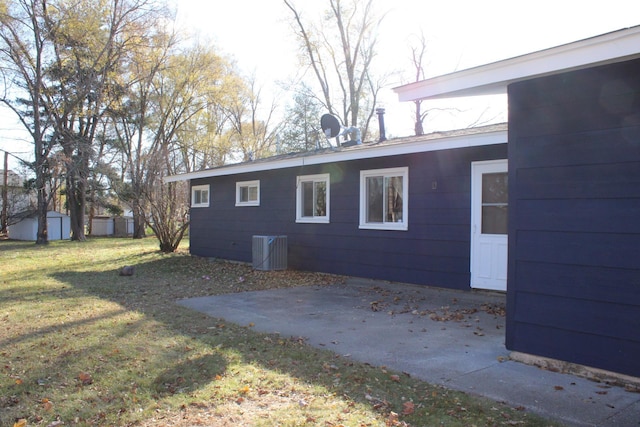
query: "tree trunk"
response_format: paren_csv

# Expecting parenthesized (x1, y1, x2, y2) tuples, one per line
(1, 152, 8, 234)
(414, 100, 424, 136)
(131, 201, 146, 239)
(35, 175, 48, 245)
(66, 171, 87, 241)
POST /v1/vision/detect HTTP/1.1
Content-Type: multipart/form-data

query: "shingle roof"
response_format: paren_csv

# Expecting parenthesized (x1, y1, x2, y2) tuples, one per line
(165, 122, 507, 182)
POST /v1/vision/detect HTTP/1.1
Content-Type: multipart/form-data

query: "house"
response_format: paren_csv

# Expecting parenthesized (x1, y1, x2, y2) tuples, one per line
(167, 123, 508, 291)
(0, 169, 33, 220)
(395, 26, 640, 378)
(8, 210, 71, 241)
(166, 26, 640, 378)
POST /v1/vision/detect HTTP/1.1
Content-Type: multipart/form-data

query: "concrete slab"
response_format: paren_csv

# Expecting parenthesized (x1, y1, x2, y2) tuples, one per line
(178, 278, 640, 426)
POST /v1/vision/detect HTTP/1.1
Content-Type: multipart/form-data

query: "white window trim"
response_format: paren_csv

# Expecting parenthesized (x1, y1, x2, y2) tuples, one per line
(296, 173, 330, 224)
(235, 180, 260, 206)
(359, 167, 408, 231)
(191, 184, 210, 208)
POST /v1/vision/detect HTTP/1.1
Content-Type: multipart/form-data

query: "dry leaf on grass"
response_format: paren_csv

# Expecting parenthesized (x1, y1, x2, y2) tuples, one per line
(402, 401, 415, 415)
(78, 372, 93, 385)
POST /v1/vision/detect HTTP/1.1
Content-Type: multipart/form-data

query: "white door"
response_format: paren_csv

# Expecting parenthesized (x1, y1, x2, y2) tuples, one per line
(471, 160, 508, 291)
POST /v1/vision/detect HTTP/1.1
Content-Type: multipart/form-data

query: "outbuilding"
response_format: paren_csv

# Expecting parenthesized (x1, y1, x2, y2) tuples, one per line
(8, 210, 71, 241)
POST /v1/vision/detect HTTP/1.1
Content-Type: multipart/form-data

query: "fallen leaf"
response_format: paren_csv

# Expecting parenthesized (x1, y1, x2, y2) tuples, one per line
(402, 401, 415, 415)
(14, 378, 22, 385)
(13, 419, 27, 427)
(386, 411, 399, 426)
(625, 385, 640, 393)
(239, 385, 250, 394)
(554, 385, 564, 391)
(390, 374, 400, 382)
(78, 372, 93, 385)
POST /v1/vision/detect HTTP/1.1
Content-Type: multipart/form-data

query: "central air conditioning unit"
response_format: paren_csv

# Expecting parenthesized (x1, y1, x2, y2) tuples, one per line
(252, 235, 287, 271)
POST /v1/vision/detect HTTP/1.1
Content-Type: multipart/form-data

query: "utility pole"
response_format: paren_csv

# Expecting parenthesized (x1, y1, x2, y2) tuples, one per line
(0, 149, 28, 235)
(1, 151, 8, 235)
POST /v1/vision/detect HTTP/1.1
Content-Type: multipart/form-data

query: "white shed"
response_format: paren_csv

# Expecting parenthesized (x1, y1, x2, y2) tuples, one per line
(8, 211, 71, 241)
(90, 216, 115, 236)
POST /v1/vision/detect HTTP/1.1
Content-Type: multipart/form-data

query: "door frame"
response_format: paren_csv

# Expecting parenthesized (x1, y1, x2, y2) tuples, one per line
(470, 159, 508, 291)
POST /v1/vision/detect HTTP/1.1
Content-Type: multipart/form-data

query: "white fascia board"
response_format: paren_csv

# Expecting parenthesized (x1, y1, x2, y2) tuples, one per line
(164, 130, 507, 182)
(394, 26, 640, 102)
(164, 157, 305, 182)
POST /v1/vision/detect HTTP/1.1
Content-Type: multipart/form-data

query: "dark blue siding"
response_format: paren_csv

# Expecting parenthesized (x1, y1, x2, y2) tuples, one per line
(189, 144, 506, 290)
(506, 58, 640, 376)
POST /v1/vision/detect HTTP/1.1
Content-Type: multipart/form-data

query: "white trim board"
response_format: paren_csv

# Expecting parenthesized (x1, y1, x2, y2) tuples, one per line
(165, 127, 507, 182)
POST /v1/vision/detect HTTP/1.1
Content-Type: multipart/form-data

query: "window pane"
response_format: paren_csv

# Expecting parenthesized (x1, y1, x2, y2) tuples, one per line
(366, 176, 383, 223)
(240, 186, 249, 202)
(201, 190, 208, 204)
(482, 173, 508, 204)
(248, 186, 258, 201)
(385, 176, 403, 223)
(314, 181, 326, 216)
(481, 172, 507, 234)
(194, 190, 202, 205)
(302, 181, 314, 217)
(482, 206, 508, 234)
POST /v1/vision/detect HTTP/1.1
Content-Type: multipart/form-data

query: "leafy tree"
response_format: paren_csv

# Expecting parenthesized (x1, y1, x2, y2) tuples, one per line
(222, 73, 280, 161)
(0, 0, 58, 244)
(108, 19, 177, 239)
(0, 0, 168, 243)
(145, 42, 237, 251)
(108, 25, 241, 250)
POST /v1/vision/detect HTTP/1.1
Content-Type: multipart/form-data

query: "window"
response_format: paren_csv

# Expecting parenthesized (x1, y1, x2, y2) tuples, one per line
(296, 174, 330, 223)
(191, 184, 210, 208)
(481, 172, 508, 234)
(359, 167, 408, 230)
(236, 180, 260, 206)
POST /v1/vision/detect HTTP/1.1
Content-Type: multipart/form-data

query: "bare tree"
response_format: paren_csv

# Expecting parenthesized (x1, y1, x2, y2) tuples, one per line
(409, 31, 428, 136)
(283, 0, 385, 141)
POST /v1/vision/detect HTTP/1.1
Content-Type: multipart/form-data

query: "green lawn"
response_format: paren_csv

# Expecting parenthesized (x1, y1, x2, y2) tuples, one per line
(0, 238, 558, 426)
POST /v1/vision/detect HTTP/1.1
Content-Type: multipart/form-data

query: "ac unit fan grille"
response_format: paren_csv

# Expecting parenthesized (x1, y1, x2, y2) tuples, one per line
(252, 235, 287, 271)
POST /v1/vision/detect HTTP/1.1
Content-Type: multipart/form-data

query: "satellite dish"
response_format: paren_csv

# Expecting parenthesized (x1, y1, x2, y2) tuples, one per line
(320, 114, 341, 139)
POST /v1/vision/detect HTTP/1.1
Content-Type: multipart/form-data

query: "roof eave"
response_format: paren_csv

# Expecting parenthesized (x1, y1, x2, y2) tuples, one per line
(394, 26, 640, 101)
